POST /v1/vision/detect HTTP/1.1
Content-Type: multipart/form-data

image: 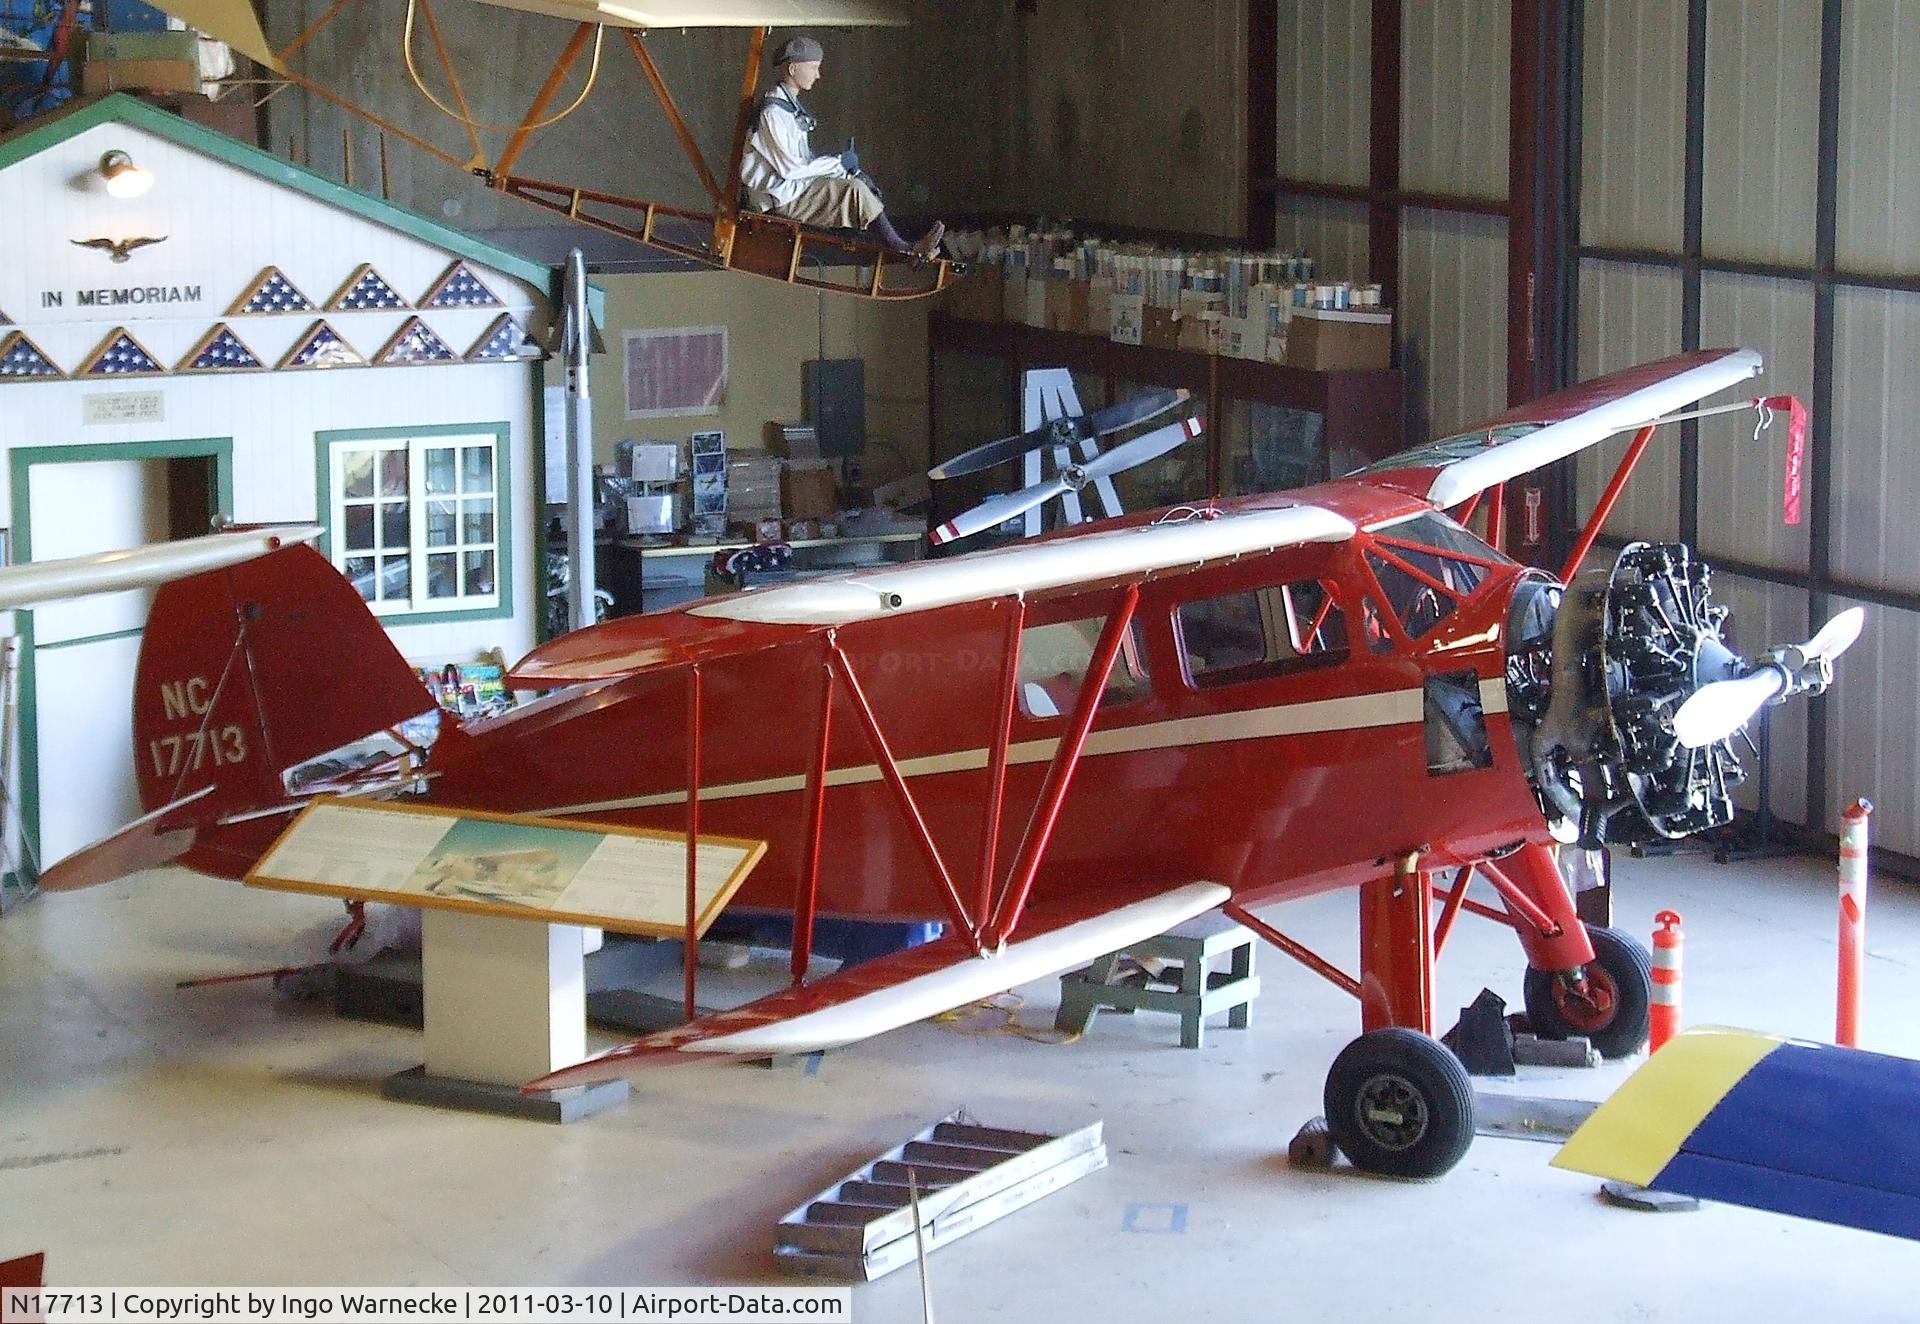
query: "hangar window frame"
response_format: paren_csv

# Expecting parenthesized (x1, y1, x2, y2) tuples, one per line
(315, 422, 514, 626)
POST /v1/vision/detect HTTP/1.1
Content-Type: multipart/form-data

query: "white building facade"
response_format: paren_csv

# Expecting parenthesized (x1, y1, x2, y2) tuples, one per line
(0, 94, 555, 870)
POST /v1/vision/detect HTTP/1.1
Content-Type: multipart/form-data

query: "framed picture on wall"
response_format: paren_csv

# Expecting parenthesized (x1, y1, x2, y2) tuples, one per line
(624, 326, 728, 419)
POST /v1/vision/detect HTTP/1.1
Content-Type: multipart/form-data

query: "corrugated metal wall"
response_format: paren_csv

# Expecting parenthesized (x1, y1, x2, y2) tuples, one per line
(1396, 0, 1511, 442)
(1579, 0, 1686, 252)
(1398, 210, 1508, 438)
(1701, 0, 1820, 265)
(1577, 0, 1920, 857)
(1573, 261, 1684, 543)
(1399, 0, 1509, 199)
(1272, 1, 1371, 280)
(1838, 1, 1920, 273)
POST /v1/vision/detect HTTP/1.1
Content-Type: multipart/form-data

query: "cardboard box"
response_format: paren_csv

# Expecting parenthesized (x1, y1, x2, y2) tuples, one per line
(83, 57, 200, 94)
(781, 462, 838, 521)
(1108, 293, 1145, 346)
(1142, 305, 1181, 351)
(1045, 279, 1091, 334)
(945, 270, 1002, 322)
(1024, 278, 1049, 328)
(1002, 274, 1030, 324)
(1179, 289, 1225, 321)
(86, 29, 198, 61)
(1088, 277, 1114, 335)
(1177, 312, 1221, 356)
(1221, 316, 1268, 362)
(1285, 307, 1393, 371)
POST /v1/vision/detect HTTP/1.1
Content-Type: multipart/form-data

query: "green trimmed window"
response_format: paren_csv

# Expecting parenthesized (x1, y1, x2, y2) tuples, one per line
(326, 431, 501, 616)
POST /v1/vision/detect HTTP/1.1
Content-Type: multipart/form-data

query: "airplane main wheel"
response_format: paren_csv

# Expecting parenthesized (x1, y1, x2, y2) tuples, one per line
(1523, 923, 1652, 1059)
(1323, 1028, 1476, 1179)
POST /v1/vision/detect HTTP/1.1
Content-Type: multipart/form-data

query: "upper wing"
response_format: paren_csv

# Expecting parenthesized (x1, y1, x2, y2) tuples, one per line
(690, 504, 1356, 627)
(526, 880, 1230, 1089)
(1553, 1026, 1920, 1241)
(1349, 348, 1763, 508)
(465, 0, 908, 29)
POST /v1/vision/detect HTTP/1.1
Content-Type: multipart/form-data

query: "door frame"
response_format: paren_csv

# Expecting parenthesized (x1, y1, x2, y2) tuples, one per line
(8, 438, 234, 884)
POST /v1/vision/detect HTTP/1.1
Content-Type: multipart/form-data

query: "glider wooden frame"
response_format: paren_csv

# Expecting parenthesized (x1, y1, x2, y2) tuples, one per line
(256, 0, 964, 300)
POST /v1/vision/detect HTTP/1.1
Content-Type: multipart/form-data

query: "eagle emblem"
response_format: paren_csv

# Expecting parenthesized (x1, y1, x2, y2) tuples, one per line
(71, 235, 169, 264)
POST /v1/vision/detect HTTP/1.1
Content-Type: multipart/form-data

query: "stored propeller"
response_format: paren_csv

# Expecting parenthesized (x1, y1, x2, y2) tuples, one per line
(1671, 607, 1866, 748)
(929, 387, 1190, 480)
(930, 414, 1206, 547)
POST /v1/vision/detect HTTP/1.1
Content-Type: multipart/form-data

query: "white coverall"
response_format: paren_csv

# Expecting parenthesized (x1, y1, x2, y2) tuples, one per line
(739, 89, 884, 229)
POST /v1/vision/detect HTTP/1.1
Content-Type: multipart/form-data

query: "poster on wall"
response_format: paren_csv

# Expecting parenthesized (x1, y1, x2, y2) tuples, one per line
(624, 325, 727, 419)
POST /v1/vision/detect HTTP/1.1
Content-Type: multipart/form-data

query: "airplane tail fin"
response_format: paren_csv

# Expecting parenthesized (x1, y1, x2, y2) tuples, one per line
(107, 543, 435, 884)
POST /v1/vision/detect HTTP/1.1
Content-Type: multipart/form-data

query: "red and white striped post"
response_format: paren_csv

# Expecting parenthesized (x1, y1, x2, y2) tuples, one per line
(1837, 798, 1873, 1047)
(1650, 910, 1683, 1053)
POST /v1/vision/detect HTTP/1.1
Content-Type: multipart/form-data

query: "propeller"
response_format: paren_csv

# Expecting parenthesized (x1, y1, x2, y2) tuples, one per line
(1671, 607, 1865, 748)
(930, 387, 1189, 479)
(930, 415, 1205, 546)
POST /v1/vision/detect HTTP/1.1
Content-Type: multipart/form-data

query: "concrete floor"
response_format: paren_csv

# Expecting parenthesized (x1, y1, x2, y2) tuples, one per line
(4, 849, 1920, 1321)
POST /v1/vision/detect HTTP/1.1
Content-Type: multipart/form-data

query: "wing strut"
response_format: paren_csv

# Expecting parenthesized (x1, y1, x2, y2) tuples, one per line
(1561, 423, 1656, 579)
(986, 585, 1140, 945)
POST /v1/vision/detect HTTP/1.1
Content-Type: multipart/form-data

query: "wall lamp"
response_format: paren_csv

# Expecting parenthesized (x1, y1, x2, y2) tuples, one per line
(99, 150, 154, 199)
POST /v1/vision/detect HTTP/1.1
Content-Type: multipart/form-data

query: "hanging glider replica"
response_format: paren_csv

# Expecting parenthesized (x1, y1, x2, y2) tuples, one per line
(46, 347, 1862, 1178)
(153, 0, 964, 299)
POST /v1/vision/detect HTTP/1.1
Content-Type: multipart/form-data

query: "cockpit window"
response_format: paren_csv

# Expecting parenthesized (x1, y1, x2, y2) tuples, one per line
(1177, 579, 1350, 687)
(1364, 512, 1509, 639)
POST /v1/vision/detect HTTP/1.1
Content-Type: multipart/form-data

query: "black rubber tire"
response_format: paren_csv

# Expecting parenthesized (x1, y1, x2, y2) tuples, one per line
(1523, 923, 1653, 1060)
(1323, 1028, 1476, 1179)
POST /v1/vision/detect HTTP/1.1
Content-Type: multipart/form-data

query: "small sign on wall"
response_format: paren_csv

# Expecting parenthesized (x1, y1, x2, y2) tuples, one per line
(83, 390, 165, 425)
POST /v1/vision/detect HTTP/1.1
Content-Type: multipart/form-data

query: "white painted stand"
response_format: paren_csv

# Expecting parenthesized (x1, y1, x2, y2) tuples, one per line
(382, 910, 628, 1122)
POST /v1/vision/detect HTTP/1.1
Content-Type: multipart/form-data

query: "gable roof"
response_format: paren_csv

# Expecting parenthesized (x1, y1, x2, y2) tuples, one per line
(0, 94, 557, 298)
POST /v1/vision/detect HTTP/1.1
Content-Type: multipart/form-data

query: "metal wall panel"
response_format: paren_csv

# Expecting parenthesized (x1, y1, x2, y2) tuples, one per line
(1573, 259, 1684, 543)
(1397, 209, 1508, 442)
(1838, 0, 1920, 273)
(1400, 0, 1510, 200)
(1276, 0, 1372, 187)
(1826, 596, 1919, 854)
(1017, 0, 1244, 235)
(1701, 0, 1820, 265)
(1831, 286, 1920, 593)
(1578, 0, 1688, 251)
(1715, 573, 1811, 828)
(1274, 199, 1370, 282)
(1696, 273, 1814, 572)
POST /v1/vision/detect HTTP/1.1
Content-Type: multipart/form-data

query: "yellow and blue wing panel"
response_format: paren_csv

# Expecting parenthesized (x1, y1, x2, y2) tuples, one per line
(1554, 1025, 1920, 1240)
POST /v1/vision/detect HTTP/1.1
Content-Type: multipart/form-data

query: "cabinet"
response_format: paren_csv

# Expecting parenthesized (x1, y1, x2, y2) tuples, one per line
(928, 313, 1405, 531)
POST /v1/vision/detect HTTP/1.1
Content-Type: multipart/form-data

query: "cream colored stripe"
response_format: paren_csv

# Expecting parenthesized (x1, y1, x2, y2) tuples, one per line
(532, 677, 1510, 818)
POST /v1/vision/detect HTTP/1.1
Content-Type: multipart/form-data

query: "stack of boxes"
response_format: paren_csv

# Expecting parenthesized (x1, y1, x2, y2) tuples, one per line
(940, 226, 1392, 372)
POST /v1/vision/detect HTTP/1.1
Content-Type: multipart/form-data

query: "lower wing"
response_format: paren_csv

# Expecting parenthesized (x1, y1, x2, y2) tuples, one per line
(1553, 1025, 1920, 1240)
(527, 879, 1229, 1090)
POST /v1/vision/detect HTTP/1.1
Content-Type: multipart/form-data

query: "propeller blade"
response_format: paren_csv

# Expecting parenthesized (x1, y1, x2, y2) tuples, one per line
(930, 476, 1069, 546)
(1672, 668, 1786, 748)
(1804, 606, 1866, 662)
(1081, 415, 1206, 481)
(930, 388, 1188, 479)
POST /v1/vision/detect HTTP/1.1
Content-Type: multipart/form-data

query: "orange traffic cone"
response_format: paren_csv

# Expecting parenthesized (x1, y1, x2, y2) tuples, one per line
(1650, 910, 1683, 1052)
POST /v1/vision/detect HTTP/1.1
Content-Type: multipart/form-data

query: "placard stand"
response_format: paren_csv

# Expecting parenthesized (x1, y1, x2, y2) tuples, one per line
(382, 910, 628, 1123)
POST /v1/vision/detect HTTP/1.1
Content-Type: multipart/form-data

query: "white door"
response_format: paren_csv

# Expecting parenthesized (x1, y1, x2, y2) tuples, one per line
(28, 459, 175, 866)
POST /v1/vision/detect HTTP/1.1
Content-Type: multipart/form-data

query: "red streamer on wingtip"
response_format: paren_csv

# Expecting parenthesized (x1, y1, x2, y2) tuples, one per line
(1760, 394, 1807, 526)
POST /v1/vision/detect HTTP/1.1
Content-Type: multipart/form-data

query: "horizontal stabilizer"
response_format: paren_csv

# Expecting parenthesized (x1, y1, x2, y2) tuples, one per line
(526, 880, 1230, 1090)
(466, 0, 908, 30)
(36, 787, 214, 892)
(1554, 1025, 1920, 1241)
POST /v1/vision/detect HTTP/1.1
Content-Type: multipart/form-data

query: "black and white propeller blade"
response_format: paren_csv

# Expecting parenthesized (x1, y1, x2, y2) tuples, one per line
(930, 387, 1189, 480)
(1672, 607, 1865, 748)
(931, 415, 1205, 546)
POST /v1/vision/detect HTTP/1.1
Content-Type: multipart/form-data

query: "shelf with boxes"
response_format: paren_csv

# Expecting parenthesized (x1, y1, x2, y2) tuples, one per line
(927, 313, 1403, 531)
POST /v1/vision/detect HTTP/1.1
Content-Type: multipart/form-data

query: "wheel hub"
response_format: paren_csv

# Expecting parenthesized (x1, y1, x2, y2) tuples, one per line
(1553, 966, 1619, 1031)
(1355, 1072, 1430, 1151)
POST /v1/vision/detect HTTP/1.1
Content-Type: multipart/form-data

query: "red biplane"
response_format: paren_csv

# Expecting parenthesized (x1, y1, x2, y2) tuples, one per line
(54, 346, 1860, 1178)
